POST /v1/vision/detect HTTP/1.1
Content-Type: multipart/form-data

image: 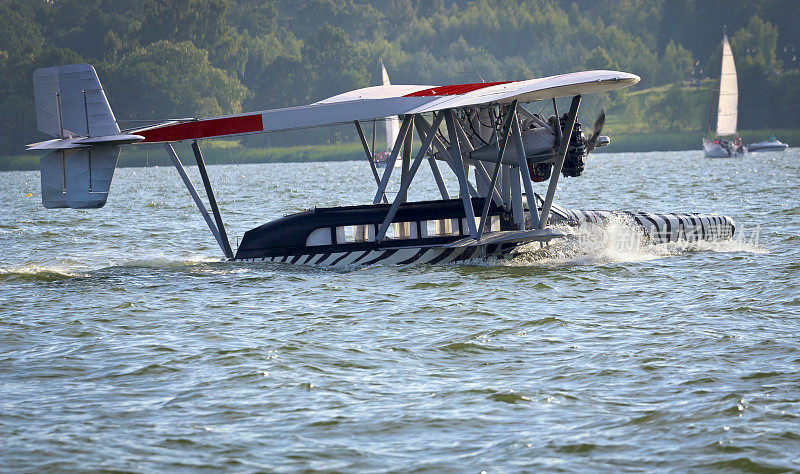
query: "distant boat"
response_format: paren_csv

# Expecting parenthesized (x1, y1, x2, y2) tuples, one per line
(703, 33, 746, 158)
(748, 135, 789, 152)
(374, 60, 401, 168)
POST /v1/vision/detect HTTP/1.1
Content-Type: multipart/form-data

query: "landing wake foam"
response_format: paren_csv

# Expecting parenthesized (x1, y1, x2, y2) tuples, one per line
(507, 216, 764, 267)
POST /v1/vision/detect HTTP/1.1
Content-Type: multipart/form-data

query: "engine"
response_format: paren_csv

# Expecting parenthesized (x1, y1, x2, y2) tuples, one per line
(454, 107, 609, 181)
(522, 113, 587, 180)
(553, 113, 587, 178)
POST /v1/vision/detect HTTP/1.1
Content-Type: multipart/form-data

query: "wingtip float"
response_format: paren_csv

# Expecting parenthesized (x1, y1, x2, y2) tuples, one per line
(28, 63, 732, 266)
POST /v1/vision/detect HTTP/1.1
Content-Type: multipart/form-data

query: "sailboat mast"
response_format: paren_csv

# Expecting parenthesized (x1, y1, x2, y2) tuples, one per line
(707, 77, 720, 134)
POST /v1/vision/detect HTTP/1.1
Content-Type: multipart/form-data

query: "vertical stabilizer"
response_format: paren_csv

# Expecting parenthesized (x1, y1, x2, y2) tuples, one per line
(32, 64, 123, 209)
(33, 63, 119, 138)
(40, 146, 120, 209)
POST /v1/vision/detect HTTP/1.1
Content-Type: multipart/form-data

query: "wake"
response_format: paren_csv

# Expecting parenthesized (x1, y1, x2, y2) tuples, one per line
(506, 215, 766, 267)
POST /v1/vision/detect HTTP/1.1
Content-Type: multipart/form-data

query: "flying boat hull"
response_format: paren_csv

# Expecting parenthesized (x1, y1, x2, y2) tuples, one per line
(232, 198, 735, 267)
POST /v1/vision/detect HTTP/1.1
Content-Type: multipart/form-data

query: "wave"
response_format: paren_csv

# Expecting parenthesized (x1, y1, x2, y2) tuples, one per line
(0, 265, 89, 282)
(506, 215, 766, 267)
(0, 255, 228, 281)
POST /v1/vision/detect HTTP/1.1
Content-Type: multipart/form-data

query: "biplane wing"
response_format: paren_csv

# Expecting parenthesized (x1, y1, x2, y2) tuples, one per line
(133, 70, 639, 144)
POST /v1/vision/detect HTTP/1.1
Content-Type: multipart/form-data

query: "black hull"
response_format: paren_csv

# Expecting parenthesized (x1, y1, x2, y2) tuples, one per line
(234, 197, 736, 266)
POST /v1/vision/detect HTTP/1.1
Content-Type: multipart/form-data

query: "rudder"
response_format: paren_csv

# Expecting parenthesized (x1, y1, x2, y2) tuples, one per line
(33, 64, 122, 209)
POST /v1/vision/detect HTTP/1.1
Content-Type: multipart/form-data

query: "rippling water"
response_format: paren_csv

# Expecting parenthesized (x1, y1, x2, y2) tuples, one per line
(2, 149, 799, 471)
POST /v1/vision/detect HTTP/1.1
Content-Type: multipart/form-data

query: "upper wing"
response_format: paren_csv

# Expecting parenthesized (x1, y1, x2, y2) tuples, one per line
(134, 70, 639, 144)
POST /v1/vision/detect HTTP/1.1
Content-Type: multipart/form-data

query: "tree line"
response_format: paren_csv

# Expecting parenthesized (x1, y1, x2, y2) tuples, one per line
(1, 0, 798, 154)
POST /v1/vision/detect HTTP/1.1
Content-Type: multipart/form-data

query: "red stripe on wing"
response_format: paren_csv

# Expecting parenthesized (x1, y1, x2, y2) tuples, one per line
(403, 81, 512, 97)
(139, 114, 264, 143)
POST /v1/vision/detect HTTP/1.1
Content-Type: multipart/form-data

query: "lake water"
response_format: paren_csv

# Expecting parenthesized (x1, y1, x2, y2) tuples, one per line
(1, 149, 799, 471)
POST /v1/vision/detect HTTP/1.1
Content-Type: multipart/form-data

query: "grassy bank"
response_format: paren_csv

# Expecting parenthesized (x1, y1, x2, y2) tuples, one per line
(604, 80, 716, 135)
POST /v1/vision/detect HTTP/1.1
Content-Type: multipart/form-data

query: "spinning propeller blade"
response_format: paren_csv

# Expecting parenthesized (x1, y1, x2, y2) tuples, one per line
(586, 109, 605, 152)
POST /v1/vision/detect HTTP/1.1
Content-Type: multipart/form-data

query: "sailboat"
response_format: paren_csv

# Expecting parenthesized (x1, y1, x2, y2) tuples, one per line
(702, 33, 746, 158)
(374, 60, 401, 167)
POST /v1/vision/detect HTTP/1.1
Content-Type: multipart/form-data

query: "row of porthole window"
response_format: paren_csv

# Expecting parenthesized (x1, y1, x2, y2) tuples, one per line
(305, 216, 501, 246)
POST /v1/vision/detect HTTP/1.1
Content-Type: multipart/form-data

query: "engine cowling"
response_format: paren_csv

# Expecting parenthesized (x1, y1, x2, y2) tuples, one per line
(453, 111, 606, 180)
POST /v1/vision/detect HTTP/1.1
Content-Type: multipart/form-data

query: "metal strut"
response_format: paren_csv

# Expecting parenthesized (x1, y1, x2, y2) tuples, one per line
(538, 95, 581, 229)
(192, 141, 234, 259)
(373, 115, 413, 204)
(476, 100, 517, 240)
(165, 143, 228, 257)
(512, 114, 539, 229)
(444, 110, 478, 238)
(376, 112, 445, 242)
(354, 120, 384, 197)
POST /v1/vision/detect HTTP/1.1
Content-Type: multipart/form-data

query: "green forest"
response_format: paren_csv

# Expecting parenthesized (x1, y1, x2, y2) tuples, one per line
(1, 0, 798, 165)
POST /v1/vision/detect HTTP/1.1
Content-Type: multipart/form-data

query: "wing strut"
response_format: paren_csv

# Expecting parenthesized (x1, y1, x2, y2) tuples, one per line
(399, 119, 413, 203)
(476, 100, 517, 240)
(512, 112, 539, 228)
(373, 115, 413, 204)
(444, 110, 478, 238)
(538, 95, 581, 229)
(354, 120, 385, 201)
(192, 141, 234, 259)
(428, 155, 449, 200)
(412, 115, 453, 201)
(165, 143, 229, 258)
(470, 159, 504, 207)
(376, 112, 445, 242)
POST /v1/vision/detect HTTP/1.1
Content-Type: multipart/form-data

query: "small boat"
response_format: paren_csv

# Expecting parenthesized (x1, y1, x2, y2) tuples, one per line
(747, 136, 789, 152)
(703, 32, 745, 158)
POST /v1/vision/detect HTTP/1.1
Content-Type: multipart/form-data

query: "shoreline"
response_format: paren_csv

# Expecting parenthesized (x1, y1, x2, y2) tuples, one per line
(3, 128, 797, 172)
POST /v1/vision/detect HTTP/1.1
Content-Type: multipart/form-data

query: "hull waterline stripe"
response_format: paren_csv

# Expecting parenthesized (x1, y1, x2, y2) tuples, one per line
(364, 249, 397, 265)
(427, 248, 455, 265)
(330, 252, 353, 266)
(397, 248, 426, 265)
(349, 250, 371, 264)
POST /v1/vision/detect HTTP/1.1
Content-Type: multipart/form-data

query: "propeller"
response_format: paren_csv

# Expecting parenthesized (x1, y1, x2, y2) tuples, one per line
(585, 109, 606, 153)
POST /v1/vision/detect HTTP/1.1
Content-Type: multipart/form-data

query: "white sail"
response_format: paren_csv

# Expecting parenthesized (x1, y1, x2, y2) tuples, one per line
(716, 35, 738, 136)
(381, 61, 401, 151)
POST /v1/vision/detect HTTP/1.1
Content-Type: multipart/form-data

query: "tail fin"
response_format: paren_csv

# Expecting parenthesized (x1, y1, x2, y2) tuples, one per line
(40, 146, 120, 209)
(32, 64, 126, 209)
(33, 63, 119, 138)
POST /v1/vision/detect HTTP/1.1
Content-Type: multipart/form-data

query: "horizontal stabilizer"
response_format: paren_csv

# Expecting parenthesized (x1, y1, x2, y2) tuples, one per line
(41, 145, 120, 209)
(27, 134, 144, 150)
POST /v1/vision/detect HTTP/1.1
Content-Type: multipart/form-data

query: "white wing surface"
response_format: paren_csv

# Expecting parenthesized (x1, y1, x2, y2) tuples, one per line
(134, 70, 639, 144)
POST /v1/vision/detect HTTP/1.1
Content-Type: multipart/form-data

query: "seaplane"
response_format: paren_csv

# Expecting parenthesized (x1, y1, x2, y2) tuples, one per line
(27, 63, 735, 266)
